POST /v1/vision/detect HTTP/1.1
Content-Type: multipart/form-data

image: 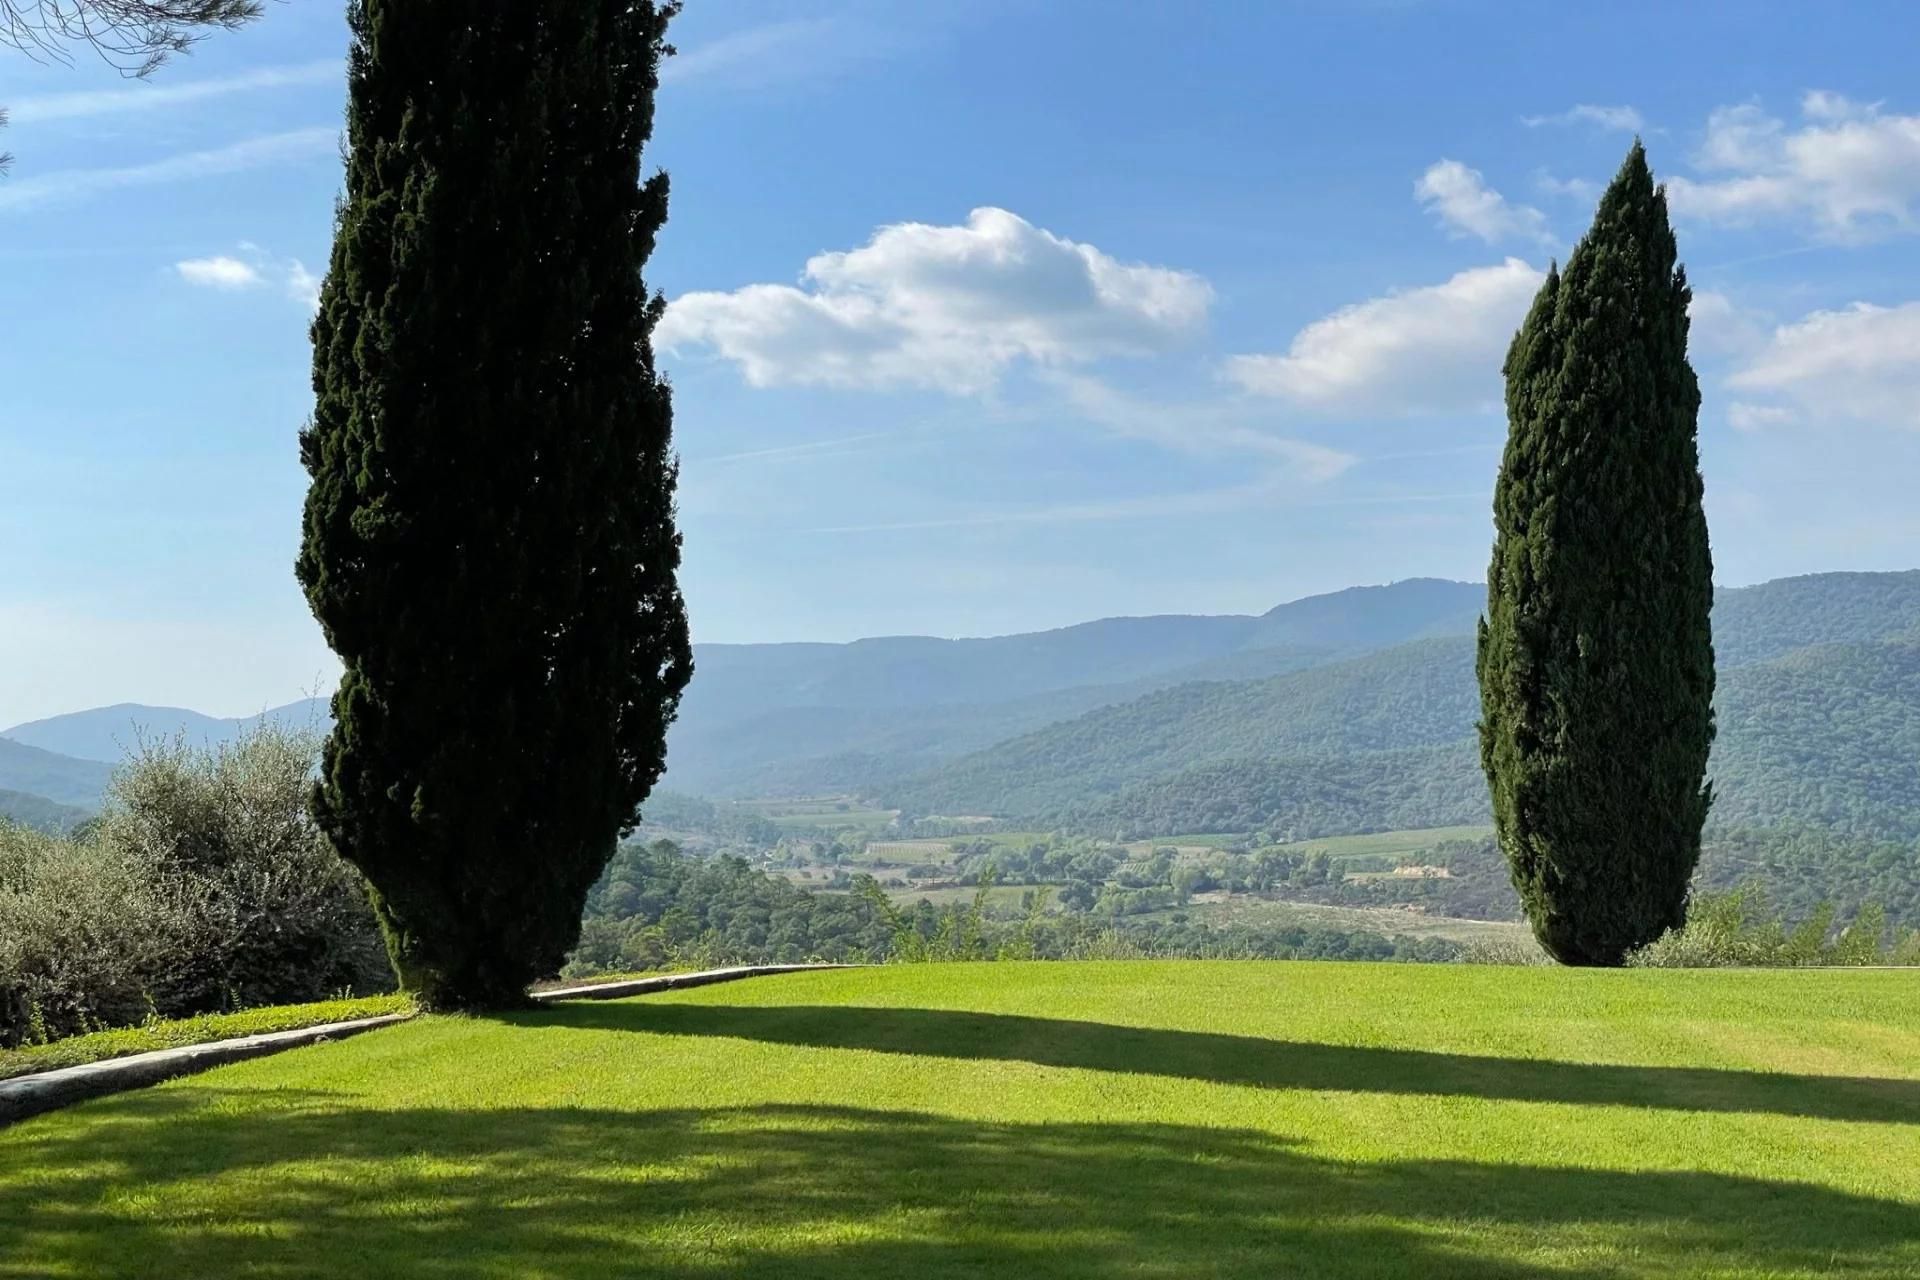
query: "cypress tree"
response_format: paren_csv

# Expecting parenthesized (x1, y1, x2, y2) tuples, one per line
(298, 0, 692, 1008)
(1477, 142, 1715, 966)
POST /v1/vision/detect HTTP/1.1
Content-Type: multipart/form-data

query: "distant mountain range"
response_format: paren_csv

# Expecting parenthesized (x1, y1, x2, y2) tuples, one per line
(7, 571, 1920, 843)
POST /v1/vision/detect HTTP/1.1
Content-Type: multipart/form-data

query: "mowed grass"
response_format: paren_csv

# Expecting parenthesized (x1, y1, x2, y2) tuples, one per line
(3, 962, 1918, 1278)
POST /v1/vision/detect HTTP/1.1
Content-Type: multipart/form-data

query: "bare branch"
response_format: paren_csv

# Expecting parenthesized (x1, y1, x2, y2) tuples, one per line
(1, 1, 263, 75)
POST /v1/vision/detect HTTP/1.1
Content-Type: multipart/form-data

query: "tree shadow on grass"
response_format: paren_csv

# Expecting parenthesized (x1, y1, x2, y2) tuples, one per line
(514, 1000, 1920, 1126)
(2, 1090, 1916, 1279)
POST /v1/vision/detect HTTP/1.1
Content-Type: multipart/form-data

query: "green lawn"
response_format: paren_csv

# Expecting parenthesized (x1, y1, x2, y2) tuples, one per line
(3, 963, 1918, 1278)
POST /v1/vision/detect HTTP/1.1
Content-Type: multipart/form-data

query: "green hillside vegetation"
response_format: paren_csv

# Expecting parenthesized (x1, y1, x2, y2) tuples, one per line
(889, 640, 1479, 816)
(0, 738, 113, 809)
(5, 964, 1917, 1278)
(1709, 640, 1920, 839)
(889, 634, 1920, 848)
(0, 790, 91, 834)
(1711, 570, 1920, 666)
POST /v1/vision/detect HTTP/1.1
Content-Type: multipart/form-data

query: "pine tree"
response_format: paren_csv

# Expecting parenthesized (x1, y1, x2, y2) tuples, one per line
(298, 0, 691, 1009)
(1477, 141, 1715, 966)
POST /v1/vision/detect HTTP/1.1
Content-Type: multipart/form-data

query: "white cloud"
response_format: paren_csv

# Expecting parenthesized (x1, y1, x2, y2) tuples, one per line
(0, 128, 337, 215)
(176, 255, 263, 290)
(1047, 372, 1356, 479)
(1416, 161, 1552, 245)
(7, 61, 340, 124)
(1728, 402, 1796, 432)
(657, 207, 1212, 393)
(1687, 289, 1768, 356)
(1524, 104, 1646, 132)
(1226, 259, 1545, 416)
(1666, 93, 1920, 238)
(661, 18, 898, 91)
(1534, 171, 1599, 202)
(1727, 301, 1920, 428)
(174, 245, 323, 309)
(285, 260, 323, 311)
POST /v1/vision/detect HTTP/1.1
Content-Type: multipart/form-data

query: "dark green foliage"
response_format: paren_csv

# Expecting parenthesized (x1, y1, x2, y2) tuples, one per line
(1477, 143, 1715, 965)
(298, 1, 692, 1009)
(1710, 641, 1920, 840)
(886, 639, 1480, 817)
(1055, 746, 1488, 840)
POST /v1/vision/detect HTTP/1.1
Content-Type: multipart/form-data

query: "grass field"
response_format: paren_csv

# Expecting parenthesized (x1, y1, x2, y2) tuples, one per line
(1169, 896, 1533, 946)
(3, 963, 1917, 1278)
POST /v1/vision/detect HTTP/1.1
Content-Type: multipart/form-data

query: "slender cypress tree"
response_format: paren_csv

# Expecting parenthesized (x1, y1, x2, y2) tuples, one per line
(1477, 142, 1715, 966)
(298, 0, 691, 1008)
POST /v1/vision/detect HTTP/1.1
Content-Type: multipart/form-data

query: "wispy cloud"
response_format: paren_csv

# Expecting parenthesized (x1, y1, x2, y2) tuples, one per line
(662, 18, 897, 91)
(810, 485, 1482, 535)
(7, 60, 341, 125)
(0, 128, 337, 215)
(693, 430, 906, 467)
(1523, 104, 1646, 132)
(1047, 372, 1356, 479)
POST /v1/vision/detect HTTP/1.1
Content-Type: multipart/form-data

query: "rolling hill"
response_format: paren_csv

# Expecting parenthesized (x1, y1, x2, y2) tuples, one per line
(887, 629, 1920, 844)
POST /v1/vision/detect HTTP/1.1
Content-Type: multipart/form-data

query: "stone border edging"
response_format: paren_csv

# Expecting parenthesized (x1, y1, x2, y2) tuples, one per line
(0, 1014, 408, 1127)
(0, 962, 859, 1129)
(533, 962, 860, 1002)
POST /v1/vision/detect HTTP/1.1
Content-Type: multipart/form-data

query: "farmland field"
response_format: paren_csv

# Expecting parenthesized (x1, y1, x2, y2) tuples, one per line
(3, 962, 1916, 1278)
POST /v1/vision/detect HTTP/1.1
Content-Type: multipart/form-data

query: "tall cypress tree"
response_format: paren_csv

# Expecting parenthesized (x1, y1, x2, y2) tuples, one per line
(298, 0, 691, 1008)
(1477, 142, 1715, 966)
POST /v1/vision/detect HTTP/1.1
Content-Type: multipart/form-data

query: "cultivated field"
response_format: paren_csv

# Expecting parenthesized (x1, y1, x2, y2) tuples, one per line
(3, 963, 1916, 1278)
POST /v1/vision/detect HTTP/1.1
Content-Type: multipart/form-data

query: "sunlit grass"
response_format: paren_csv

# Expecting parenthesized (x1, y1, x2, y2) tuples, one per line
(3, 963, 1916, 1278)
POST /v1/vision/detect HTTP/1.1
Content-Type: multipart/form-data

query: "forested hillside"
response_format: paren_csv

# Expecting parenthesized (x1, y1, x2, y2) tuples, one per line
(890, 630, 1920, 845)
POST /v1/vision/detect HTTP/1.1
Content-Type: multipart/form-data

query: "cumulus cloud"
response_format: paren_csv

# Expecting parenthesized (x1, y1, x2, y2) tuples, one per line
(1665, 92, 1920, 238)
(1726, 301, 1920, 429)
(1226, 259, 1544, 416)
(1523, 104, 1646, 132)
(1415, 161, 1553, 245)
(656, 207, 1212, 393)
(175, 255, 263, 290)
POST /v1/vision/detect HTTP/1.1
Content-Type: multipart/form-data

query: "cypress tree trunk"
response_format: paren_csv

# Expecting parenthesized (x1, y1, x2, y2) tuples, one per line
(298, 0, 692, 1009)
(1477, 142, 1715, 966)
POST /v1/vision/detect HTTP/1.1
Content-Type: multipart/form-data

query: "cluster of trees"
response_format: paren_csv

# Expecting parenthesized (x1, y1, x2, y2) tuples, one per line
(565, 841, 1463, 977)
(0, 727, 390, 1047)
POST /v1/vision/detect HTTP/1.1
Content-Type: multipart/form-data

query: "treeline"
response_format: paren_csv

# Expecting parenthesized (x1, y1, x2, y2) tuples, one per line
(565, 841, 1462, 976)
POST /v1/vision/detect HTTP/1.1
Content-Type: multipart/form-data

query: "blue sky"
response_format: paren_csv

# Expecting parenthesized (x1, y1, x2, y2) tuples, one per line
(3, 0, 1919, 723)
